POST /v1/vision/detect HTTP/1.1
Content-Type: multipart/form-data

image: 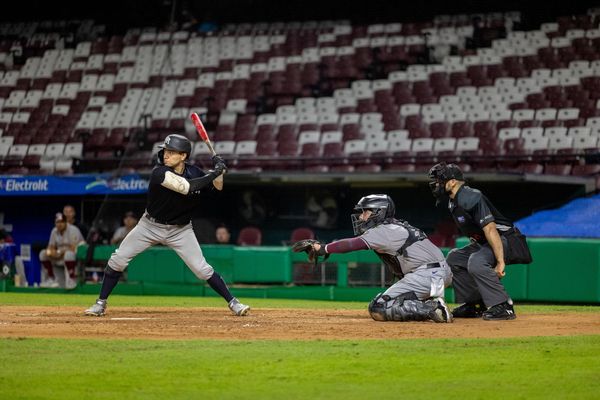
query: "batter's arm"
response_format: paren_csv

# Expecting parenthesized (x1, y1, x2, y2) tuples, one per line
(160, 167, 224, 195)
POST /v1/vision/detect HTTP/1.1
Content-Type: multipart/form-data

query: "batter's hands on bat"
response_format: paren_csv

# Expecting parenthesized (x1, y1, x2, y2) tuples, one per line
(212, 155, 226, 166)
(212, 161, 227, 175)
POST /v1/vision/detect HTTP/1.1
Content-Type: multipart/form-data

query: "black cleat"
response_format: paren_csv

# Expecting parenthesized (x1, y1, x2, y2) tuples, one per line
(451, 302, 485, 318)
(482, 301, 516, 321)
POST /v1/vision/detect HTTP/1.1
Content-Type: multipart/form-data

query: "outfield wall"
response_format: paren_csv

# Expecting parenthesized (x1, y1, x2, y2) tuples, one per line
(18, 238, 591, 304)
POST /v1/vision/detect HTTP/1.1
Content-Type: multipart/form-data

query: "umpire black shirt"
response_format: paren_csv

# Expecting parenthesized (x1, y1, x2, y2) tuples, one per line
(448, 185, 513, 244)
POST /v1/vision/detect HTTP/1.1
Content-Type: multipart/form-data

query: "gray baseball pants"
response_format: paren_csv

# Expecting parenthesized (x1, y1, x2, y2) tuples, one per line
(446, 237, 510, 308)
(383, 261, 453, 300)
(107, 215, 214, 280)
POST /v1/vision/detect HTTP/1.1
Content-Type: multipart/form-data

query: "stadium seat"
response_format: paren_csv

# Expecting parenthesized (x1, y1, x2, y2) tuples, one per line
(237, 226, 262, 246)
(290, 227, 315, 242)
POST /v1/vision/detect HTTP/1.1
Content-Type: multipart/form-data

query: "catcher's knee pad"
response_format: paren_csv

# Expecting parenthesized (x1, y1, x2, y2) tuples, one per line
(368, 293, 390, 321)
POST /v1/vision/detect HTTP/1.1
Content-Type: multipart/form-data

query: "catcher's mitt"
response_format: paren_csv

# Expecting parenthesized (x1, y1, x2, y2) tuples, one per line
(291, 239, 329, 267)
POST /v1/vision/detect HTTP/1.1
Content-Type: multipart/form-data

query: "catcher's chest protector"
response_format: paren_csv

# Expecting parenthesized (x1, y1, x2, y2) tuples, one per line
(374, 220, 428, 277)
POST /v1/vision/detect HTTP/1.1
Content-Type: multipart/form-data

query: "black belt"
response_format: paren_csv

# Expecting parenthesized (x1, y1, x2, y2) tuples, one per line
(425, 262, 442, 269)
(501, 227, 518, 236)
(144, 213, 175, 225)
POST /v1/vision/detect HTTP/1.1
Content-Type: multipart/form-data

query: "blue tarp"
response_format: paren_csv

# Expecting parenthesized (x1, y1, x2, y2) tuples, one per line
(0, 174, 149, 196)
(516, 193, 600, 238)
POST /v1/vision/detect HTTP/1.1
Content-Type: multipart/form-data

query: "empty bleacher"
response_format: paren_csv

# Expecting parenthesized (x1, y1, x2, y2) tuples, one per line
(0, 11, 598, 176)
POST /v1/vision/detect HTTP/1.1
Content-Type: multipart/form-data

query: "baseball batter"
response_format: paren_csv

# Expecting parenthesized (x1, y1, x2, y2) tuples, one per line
(293, 194, 453, 322)
(85, 134, 250, 317)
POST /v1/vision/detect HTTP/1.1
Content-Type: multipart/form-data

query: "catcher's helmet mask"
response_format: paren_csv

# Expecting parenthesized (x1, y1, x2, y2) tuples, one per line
(351, 194, 396, 235)
(157, 134, 192, 165)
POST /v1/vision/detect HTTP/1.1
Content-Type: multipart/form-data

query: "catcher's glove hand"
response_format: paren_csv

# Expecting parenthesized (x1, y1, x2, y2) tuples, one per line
(291, 239, 329, 267)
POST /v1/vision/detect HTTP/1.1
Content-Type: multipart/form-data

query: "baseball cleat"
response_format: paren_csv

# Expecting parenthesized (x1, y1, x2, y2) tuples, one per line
(430, 298, 454, 323)
(228, 298, 250, 316)
(482, 301, 516, 321)
(84, 299, 107, 316)
(451, 302, 485, 318)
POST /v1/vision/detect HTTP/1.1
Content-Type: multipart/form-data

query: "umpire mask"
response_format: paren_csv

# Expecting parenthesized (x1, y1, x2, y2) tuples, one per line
(427, 162, 464, 206)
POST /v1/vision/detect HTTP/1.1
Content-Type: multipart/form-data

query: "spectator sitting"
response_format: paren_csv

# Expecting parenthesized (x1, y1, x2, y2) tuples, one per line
(39, 212, 85, 289)
(63, 204, 89, 240)
(215, 224, 232, 245)
(111, 211, 139, 246)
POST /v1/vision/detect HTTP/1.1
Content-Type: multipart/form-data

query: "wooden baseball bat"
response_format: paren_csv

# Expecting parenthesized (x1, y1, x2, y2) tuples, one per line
(190, 112, 224, 191)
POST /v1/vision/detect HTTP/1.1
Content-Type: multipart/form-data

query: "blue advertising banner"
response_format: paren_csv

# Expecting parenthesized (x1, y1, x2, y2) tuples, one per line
(0, 174, 149, 196)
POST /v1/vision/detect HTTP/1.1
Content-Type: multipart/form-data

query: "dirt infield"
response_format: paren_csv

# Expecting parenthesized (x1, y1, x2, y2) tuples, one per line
(1, 305, 599, 340)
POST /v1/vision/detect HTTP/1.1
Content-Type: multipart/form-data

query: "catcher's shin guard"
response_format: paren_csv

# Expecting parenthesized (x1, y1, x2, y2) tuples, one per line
(369, 295, 452, 322)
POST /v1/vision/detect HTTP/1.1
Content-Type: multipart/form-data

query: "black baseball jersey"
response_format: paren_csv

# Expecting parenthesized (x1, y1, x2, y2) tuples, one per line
(448, 185, 512, 244)
(146, 164, 209, 225)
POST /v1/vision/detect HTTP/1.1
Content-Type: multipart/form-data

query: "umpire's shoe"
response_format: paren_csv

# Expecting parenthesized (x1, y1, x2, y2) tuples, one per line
(228, 298, 250, 316)
(84, 299, 107, 316)
(482, 301, 516, 321)
(451, 302, 485, 318)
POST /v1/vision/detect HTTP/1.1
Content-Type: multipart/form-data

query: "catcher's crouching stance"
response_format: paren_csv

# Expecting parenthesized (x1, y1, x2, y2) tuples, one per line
(293, 194, 453, 323)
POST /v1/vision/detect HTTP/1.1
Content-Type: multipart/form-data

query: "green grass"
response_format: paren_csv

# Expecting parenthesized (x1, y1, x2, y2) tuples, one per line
(1, 336, 599, 400)
(1, 291, 599, 313)
(1, 293, 600, 399)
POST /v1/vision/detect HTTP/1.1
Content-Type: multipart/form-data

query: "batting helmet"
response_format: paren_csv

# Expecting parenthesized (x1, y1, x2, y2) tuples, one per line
(351, 194, 396, 235)
(157, 134, 192, 164)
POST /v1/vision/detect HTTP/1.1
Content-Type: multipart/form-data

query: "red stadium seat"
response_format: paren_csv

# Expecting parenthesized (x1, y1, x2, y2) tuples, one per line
(237, 226, 262, 246)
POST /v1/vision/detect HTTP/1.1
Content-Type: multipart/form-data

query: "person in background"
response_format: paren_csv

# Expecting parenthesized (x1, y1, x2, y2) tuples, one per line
(63, 204, 89, 240)
(39, 212, 85, 289)
(111, 211, 139, 246)
(215, 223, 232, 244)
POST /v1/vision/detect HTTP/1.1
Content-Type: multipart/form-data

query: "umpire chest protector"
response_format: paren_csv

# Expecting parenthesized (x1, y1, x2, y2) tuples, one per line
(374, 219, 427, 277)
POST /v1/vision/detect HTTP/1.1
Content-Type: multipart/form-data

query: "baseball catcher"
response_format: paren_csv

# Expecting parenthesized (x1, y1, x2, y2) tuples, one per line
(292, 194, 453, 323)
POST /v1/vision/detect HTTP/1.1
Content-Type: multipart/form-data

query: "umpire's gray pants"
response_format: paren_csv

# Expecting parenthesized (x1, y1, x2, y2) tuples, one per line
(446, 238, 510, 308)
(107, 215, 214, 280)
(383, 261, 453, 300)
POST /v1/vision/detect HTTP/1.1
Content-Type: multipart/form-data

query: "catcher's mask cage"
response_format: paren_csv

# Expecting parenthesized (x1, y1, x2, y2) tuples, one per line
(157, 134, 192, 165)
(351, 194, 396, 235)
